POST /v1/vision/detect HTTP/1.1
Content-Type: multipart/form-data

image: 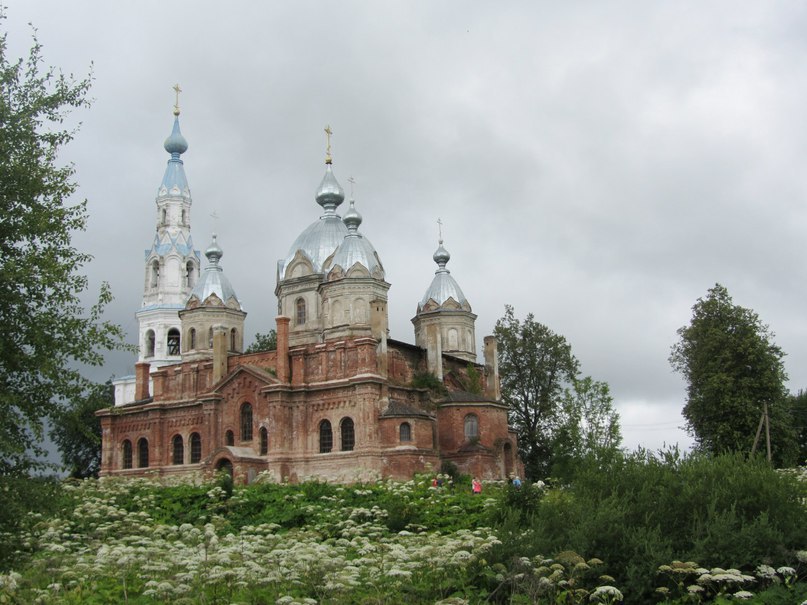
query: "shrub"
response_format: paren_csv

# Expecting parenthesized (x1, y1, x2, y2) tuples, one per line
(502, 450, 807, 604)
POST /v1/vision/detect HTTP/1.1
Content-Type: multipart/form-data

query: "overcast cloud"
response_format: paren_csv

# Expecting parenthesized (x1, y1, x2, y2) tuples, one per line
(5, 1, 807, 452)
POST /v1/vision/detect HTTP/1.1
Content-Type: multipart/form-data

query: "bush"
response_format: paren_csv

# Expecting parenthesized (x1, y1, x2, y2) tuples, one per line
(495, 450, 807, 604)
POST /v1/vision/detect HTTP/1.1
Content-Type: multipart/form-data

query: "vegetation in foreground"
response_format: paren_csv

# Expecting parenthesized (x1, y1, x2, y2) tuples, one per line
(1, 451, 807, 604)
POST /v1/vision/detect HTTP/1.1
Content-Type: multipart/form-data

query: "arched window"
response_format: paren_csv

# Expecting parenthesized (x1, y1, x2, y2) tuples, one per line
(240, 403, 253, 441)
(172, 435, 184, 465)
(230, 328, 237, 352)
(137, 438, 149, 468)
(464, 414, 479, 440)
(448, 328, 459, 350)
(145, 330, 156, 358)
(340, 417, 355, 451)
(161, 208, 167, 225)
(167, 328, 180, 356)
(150, 260, 159, 288)
(319, 419, 332, 453)
(186, 260, 195, 288)
(225, 430, 234, 446)
(295, 297, 306, 326)
(190, 433, 202, 463)
(208, 327, 214, 349)
(181, 208, 186, 225)
(122, 440, 133, 469)
(259, 427, 268, 455)
(189, 328, 196, 350)
(399, 422, 412, 442)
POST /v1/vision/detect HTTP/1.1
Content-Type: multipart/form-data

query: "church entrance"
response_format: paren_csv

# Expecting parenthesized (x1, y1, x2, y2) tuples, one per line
(502, 442, 514, 478)
(215, 458, 233, 478)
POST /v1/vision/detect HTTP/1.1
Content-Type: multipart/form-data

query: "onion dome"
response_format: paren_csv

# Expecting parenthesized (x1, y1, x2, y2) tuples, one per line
(418, 239, 470, 311)
(315, 163, 345, 212)
(159, 115, 190, 196)
(188, 234, 241, 308)
(279, 162, 349, 277)
(328, 200, 385, 278)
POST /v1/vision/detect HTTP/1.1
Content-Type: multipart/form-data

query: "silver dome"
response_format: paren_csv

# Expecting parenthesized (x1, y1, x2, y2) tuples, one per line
(188, 234, 241, 308)
(328, 200, 384, 277)
(279, 163, 350, 278)
(418, 240, 470, 310)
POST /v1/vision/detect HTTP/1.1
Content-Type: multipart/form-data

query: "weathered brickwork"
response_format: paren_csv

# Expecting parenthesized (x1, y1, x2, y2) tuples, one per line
(104, 117, 523, 484)
(99, 328, 524, 483)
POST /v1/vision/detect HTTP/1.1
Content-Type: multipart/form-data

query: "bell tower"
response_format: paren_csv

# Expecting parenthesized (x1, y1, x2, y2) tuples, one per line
(136, 87, 200, 368)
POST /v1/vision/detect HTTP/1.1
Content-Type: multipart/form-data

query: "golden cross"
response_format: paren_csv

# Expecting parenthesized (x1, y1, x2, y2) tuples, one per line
(173, 83, 182, 116)
(437, 218, 443, 243)
(324, 125, 333, 164)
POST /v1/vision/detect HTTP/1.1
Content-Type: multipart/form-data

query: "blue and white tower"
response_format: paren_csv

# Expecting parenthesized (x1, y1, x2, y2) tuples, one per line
(136, 93, 201, 367)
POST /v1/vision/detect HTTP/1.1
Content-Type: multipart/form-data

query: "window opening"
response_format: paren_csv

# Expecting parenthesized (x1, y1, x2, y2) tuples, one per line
(319, 419, 332, 453)
(167, 328, 180, 356)
(137, 438, 149, 468)
(341, 417, 355, 451)
(260, 427, 268, 455)
(122, 440, 133, 469)
(296, 298, 306, 326)
(399, 422, 412, 442)
(190, 433, 202, 463)
(145, 330, 156, 358)
(172, 435, 184, 465)
(241, 403, 253, 441)
(464, 414, 479, 440)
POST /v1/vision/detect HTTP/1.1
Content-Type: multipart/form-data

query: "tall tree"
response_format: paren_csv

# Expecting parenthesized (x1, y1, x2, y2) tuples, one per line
(50, 380, 114, 478)
(670, 284, 797, 466)
(0, 22, 124, 474)
(495, 305, 621, 479)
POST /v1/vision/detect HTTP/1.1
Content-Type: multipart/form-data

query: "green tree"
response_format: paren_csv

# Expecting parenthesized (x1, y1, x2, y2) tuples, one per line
(50, 379, 114, 478)
(670, 284, 796, 466)
(789, 389, 807, 466)
(495, 305, 621, 479)
(552, 377, 622, 478)
(0, 22, 124, 474)
(245, 330, 277, 353)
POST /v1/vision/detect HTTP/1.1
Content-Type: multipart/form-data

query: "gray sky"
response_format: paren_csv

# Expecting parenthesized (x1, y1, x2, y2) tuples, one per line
(6, 1, 807, 453)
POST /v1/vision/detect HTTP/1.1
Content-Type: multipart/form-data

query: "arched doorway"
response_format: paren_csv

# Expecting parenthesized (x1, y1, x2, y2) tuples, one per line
(502, 442, 514, 478)
(216, 458, 233, 478)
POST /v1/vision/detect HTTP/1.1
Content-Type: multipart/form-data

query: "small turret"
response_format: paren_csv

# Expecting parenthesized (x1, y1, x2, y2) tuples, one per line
(413, 226, 478, 374)
(179, 233, 246, 366)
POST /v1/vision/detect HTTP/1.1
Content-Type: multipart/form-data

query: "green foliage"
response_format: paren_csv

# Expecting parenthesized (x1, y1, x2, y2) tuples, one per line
(50, 379, 114, 478)
(670, 284, 796, 466)
(500, 449, 807, 604)
(0, 19, 126, 474)
(244, 329, 277, 353)
(495, 305, 621, 480)
(2, 468, 806, 603)
(0, 475, 66, 570)
(411, 370, 447, 395)
(789, 388, 807, 465)
(465, 363, 484, 394)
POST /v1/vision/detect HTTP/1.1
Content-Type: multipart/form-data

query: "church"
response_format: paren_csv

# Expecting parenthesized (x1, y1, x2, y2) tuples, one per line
(98, 102, 523, 484)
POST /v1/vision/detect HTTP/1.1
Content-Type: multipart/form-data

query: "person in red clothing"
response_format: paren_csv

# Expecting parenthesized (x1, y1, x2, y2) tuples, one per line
(472, 478, 482, 494)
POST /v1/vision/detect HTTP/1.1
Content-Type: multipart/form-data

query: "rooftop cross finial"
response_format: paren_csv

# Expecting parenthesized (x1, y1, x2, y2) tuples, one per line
(437, 217, 444, 244)
(324, 125, 333, 164)
(210, 209, 219, 229)
(347, 176, 356, 199)
(173, 83, 182, 116)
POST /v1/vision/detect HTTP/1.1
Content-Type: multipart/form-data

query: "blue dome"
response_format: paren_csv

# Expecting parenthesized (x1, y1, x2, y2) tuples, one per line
(164, 117, 188, 155)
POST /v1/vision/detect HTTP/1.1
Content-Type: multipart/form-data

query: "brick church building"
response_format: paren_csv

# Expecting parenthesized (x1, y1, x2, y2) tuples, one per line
(98, 106, 523, 484)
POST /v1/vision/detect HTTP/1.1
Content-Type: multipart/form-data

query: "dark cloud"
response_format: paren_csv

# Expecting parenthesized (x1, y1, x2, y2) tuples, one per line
(6, 1, 807, 452)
